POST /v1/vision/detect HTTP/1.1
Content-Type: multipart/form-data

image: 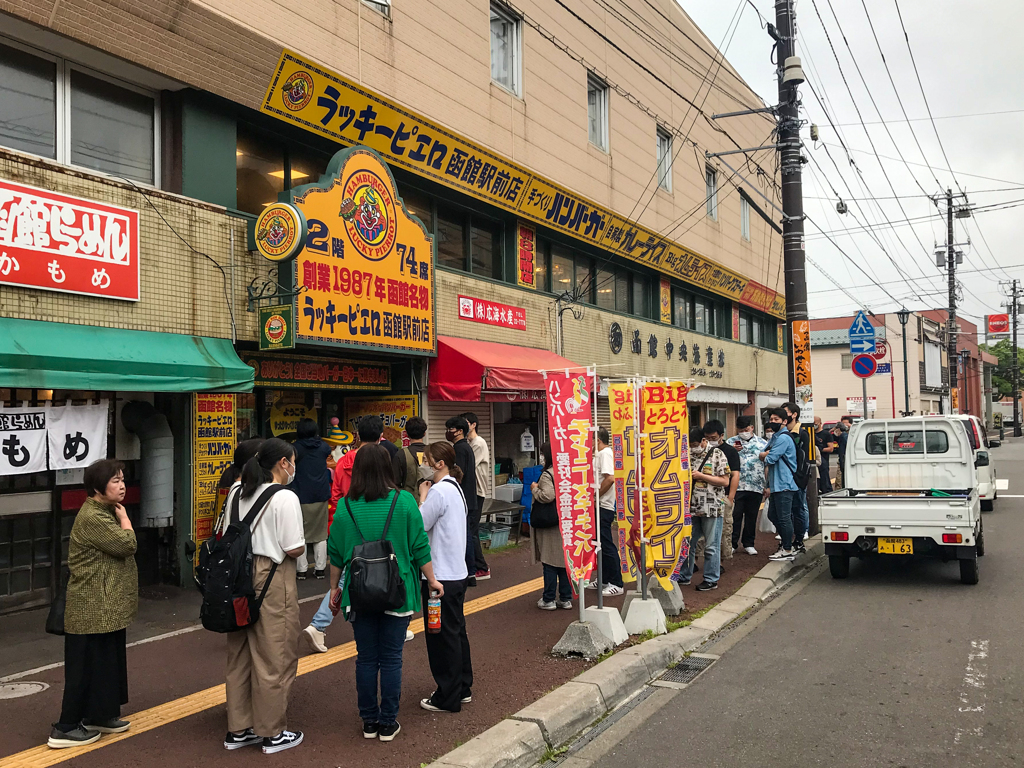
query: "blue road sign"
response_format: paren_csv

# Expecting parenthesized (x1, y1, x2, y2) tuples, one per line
(849, 310, 876, 355)
(852, 354, 878, 378)
(876, 362, 892, 374)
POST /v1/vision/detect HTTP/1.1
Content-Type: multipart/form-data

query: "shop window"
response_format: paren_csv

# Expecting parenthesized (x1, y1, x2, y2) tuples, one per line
(551, 246, 573, 294)
(575, 255, 594, 303)
(236, 126, 285, 215)
(761, 321, 777, 350)
(739, 313, 751, 344)
(595, 266, 615, 310)
(0, 40, 158, 185)
(587, 74, 609, 151)
(470, 217, 502, 279)
(694, 299, 708, 335)
(615, 272, 631, 313)
(708, 407, 727, 426)
(716, 304, 730, 339)
(826, 397, 839, 408)
(673, 288, 692, 329)
(401, 186, 434, 233)
(633, 275, 650, 318)
(363, 0, 391, 17)
(534, 239, 550, 291)
(656, 126, 672, 191)
(287, 142, 331, 191)
(436, 205, 466, 270)
(490, 2, 521, 96)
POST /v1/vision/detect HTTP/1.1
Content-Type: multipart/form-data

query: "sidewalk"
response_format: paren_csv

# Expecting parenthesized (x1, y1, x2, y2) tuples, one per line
(0, 531, 779, 768)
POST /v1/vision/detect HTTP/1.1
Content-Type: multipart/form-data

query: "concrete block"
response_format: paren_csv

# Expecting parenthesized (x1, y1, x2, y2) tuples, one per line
(648, 580, 685, 614)
(512, 681, 606, 747)
(623, 598, 667, 636)
(583, 606, 629, 646)
(627, 635, 684, 675)
(690, 607, 739, 633)
(715, 594, 758, 616)
(573, 653, 651, 708)
(659, 625, 712, 652)
(755, 559, 796, 584)
(553, 621, 613, 660)
(736, 577, 775, 600)
(431, 719, 546, 768)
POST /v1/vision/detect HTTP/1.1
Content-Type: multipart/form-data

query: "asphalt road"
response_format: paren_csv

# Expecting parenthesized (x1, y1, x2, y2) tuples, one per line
(573, 437, 1023, 768)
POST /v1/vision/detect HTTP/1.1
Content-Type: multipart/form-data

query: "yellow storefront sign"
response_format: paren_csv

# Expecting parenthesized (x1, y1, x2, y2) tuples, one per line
(290, 146, 435, 353)
(344, 395, 419, 447)
(193, 393, 235, 556)
(262, 51, 785, 319)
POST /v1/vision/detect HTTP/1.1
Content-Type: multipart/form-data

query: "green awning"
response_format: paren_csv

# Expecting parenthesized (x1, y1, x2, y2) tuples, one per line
(0, 318, 253, 392)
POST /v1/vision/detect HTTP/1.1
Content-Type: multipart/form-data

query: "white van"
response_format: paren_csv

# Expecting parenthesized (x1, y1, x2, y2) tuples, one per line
(925, 415, 997, 511)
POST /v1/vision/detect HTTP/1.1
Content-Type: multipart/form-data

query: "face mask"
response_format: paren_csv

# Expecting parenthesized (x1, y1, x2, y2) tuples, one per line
(445, 429, 457, 443)
(738, 431, 754, 441)
(419, 463, 435, 480)
(284, 460, 296, 485)
(706, 439, 720, 447)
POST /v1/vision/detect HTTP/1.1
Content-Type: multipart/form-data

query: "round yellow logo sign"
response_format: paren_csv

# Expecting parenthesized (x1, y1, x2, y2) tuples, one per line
(255, 202, 307, 262)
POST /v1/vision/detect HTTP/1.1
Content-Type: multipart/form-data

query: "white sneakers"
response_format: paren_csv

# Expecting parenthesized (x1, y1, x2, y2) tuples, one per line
(405, 629, 414, 642)
(768, 549, 795, 561)
(744, 546, 758, 555)
(302, 625, 327, 654)
(601, 584, 624, 597)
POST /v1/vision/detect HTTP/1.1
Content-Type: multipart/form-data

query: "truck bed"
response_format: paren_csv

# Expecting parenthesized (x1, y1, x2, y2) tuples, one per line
(820, 488, 976, 528)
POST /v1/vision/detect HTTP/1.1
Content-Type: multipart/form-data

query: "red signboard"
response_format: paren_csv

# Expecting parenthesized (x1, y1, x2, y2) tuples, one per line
(545, 369, 597, 590)
(988, 314, 1010, 334)
(516, 222, 536, 289)
(0, 178, 140, 301)
(457, 295, 526, 330)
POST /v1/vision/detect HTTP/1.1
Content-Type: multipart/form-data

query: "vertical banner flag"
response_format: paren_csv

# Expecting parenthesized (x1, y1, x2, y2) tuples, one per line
(47, 404, 108, 470)
(0, 408, 48, 475)
(516, 222, 536, 289)
(791, 319, 813, 421)
(609, 383, 640, 583)
(193, 394, 236, 553)
(659, 278, 672, 324)
(545, 370, 597, 589)
(640, 381, 692, 590)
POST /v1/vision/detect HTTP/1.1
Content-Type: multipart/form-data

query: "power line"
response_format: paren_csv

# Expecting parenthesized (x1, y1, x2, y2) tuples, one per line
(828, 108, 1024, 127)
(819, 142, 1024, 188)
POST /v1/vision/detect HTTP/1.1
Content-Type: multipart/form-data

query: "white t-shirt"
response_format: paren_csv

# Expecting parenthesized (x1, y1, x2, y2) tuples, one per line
(419, 477, 469, 582)
(597, 446, 616, 510)
(469, 434, 491, 498)
(221, 482, 305, 565)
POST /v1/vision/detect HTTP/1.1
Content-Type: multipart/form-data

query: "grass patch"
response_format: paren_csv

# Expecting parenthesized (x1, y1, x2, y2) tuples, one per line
(539, 745, 570, 763)
(485, 541, 521, 555)
(596, 648, 614, 663)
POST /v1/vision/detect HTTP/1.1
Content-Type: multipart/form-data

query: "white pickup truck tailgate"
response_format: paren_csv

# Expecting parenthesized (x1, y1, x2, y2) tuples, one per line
(820, 491, 974, 528)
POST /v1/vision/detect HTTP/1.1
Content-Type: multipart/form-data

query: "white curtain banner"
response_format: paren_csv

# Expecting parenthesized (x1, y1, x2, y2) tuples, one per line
(0, 408, 48, 476)
(47, 403, 109, 471)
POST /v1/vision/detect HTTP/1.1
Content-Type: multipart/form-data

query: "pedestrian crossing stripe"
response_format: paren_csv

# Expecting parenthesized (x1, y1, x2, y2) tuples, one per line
(0, 577, 545, 768)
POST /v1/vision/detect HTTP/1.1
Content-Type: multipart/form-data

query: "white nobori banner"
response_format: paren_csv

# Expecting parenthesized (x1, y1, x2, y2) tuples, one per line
(46, 403, 109, 471)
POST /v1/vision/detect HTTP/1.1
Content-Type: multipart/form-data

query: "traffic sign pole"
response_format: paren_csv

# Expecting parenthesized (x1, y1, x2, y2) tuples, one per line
(863, 377, 869, 420)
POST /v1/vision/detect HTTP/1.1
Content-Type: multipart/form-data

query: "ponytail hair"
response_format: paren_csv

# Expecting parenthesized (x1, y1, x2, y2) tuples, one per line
(425, 441, 463, 483)
(240, 437, 295, 499)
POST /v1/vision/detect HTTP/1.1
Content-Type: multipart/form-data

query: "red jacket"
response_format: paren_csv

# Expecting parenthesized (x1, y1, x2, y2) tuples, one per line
(328, 446, 359, 531)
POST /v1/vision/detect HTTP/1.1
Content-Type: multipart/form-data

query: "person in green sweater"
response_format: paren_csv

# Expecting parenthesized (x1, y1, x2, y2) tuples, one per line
(327, 444, 442, 743)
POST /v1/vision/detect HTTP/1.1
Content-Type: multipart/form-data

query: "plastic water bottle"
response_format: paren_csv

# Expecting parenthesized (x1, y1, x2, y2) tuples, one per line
(427, 591, 441, 634)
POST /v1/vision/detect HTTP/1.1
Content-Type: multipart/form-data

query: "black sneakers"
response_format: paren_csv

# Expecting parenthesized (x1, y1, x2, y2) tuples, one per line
(82, 718, 130, 734)
(362, 721, 380, 739)
(695, 581, 718, 592)
(378, 722, 401, 742)
(47, 725, 101, 749)
(262, 730, 303, 754)
(223, 728, 262, 750)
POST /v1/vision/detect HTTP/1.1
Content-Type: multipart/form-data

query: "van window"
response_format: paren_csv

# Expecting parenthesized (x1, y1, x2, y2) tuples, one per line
(865, 430, 949, 455)
(959, 420, 978, 450)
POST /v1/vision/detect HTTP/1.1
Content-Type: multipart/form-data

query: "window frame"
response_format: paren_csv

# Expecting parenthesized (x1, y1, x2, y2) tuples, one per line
(490, 2, 522, 97)
(587, 73, 609, 151)
(705, 166, 718, 220)
(656, 126, 673, 191)
(0, 36, 161, 187)
(362, 0, 391, 18)
(740, 196, 750, 240)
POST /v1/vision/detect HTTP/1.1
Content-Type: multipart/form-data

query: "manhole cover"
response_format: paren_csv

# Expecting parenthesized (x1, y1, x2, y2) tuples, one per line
(0, 681, 49, 699)
(658, 656, 715, 684)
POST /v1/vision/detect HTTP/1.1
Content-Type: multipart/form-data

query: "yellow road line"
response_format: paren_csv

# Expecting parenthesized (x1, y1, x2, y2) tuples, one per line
(1, 577, 544, 768)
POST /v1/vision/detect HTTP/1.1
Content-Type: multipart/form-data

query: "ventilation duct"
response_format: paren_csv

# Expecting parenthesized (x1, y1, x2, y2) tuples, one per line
(121, 401, 174, 528)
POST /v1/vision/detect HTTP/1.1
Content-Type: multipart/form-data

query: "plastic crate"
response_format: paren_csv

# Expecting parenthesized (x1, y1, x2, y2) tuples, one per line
(479, 522, 511, 549)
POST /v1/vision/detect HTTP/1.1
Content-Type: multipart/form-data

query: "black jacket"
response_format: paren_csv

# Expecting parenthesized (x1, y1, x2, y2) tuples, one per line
(453, 438, 478, 512)
(293, 437, 332, 504)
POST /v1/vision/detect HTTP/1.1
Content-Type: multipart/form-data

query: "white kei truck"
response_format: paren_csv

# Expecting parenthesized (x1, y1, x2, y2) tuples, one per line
(820, 417, 984, 585)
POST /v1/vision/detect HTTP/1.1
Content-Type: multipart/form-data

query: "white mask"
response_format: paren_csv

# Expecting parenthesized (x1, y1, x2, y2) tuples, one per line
(419, 463, 435, 480)
(706, 439, 720, 447)
(738, 431, 754, 441)
(284, 461, 296, 485)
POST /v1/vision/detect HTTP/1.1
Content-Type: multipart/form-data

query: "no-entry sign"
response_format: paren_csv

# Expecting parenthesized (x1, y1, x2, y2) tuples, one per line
(852, 354, 878, 378)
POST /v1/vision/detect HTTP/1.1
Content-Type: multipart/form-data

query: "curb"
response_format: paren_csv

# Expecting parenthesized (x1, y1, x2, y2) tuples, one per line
(425, 535, 825, 768)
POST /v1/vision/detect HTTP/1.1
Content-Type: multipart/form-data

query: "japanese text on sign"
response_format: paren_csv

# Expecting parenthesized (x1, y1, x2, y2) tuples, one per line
(545, 370, 597, 588)
(609, 383, 640, 583)
(640, 382, 692, 591)
(193, 394, 235, 549)
(261, 51, 785, 319)
(241, 351, 390, 391)
(791, 319, 814, 422)
(457, 295, 526, 331)
(516, 221, 536, 289)
(290, 147, 435, 353)
(0, 178, 140, 301)
(344, 395, 419, 447)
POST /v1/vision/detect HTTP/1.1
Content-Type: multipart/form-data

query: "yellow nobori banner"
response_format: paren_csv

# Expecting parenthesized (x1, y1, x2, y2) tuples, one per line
(609, 383, 640, 583)
(261, 50, 785, 318)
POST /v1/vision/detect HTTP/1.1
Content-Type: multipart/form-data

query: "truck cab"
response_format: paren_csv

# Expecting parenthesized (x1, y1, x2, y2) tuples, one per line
(820, 416, 983, 584)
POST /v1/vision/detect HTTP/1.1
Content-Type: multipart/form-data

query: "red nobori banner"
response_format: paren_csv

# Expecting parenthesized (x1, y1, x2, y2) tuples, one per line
(0, 179, 140, 301)
(457, 295, 526, 330)
(545, 370, 597, 589)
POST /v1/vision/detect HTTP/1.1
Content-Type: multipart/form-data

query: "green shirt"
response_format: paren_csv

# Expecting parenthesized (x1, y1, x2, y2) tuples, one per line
(327, 489, 431, 616)
(65, 498, 139, 634)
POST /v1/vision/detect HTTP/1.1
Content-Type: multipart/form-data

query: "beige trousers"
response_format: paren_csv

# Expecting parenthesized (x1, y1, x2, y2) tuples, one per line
(720, 498, 734, 559)
(225, 555, 300, 737)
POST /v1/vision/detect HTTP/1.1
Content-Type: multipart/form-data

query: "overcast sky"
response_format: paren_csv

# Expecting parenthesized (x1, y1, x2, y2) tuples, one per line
(682, 0, 1024, 326)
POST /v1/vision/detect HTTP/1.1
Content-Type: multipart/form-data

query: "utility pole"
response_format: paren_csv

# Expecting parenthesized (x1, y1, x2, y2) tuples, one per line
(945, 188, 958, 414)
(1014, 280, 1021, 436)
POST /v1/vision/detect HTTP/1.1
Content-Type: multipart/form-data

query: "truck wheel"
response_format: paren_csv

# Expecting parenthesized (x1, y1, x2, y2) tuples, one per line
(960, 557, 979, 585)
(981, 499, 994, 512)
(977, 529, 985, 557)
(829, 554, 850, 579)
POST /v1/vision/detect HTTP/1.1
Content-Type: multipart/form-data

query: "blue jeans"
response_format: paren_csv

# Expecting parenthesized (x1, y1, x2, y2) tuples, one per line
(680, 516, 724, 585)
(311, 569, 344, 631)
(542, 563, 572, 603)
(793, 488, 809, 543)
(768, 490, 797, 550)
(351, 612, 411, 725)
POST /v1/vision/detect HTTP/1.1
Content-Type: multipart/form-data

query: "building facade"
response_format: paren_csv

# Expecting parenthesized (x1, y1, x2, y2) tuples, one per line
(0, 0, 786, 611)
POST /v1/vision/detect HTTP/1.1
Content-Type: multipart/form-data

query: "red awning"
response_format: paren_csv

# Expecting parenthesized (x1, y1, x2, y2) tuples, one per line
(429, 336, 581, 402)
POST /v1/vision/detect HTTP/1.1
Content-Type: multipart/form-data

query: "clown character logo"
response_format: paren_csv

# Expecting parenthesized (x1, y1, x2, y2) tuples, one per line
(564, 376, 590, 414)
(340, 170, 397, 260)
(254, 203, 303, 262)
(281, 71, 314, 111)
(265, 314, 287, 344)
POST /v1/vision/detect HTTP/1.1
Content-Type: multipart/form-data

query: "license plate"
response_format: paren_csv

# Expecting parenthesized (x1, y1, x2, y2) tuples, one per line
(878, 537, 913, 555)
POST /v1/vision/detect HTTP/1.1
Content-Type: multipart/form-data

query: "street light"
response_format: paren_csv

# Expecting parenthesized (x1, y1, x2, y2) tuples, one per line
(896, 307, 911, 416)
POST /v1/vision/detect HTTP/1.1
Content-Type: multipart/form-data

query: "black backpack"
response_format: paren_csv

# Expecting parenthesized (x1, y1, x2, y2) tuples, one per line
(782, 430, 811, 490)
(530, 468, 558, 529)
(345, 492, 407, 614)
(196, 485, 286, 633)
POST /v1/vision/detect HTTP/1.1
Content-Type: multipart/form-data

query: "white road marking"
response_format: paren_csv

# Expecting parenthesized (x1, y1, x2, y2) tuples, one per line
(996, 478, 1009, 490)
(954, 639, 989, 745)
(996, 494, 1024, 498)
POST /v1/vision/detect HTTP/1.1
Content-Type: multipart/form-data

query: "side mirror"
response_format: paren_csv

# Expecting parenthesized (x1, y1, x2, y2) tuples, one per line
(988, 439, 1001, 449)
(975, 451, 990, 468)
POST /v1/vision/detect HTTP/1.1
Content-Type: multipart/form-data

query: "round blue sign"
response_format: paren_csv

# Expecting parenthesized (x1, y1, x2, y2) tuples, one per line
(852, 354, 877, 379)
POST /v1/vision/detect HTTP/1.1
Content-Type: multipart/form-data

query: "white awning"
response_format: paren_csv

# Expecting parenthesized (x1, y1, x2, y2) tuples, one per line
(688, 386, 750, 405)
